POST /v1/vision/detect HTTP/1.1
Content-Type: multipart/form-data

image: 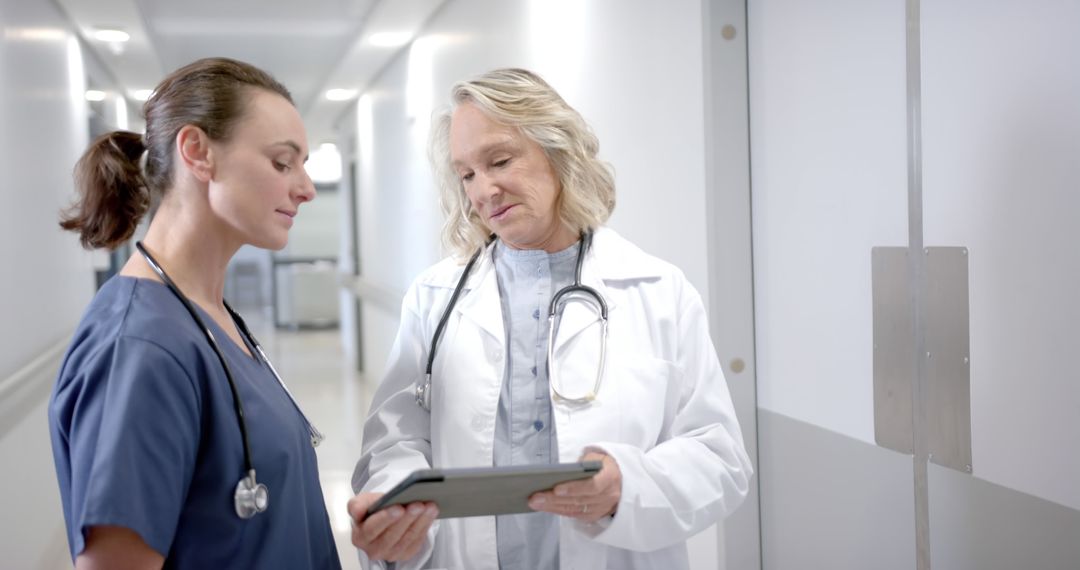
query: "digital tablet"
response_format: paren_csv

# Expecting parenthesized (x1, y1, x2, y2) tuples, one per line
(366, 461, 603, 519)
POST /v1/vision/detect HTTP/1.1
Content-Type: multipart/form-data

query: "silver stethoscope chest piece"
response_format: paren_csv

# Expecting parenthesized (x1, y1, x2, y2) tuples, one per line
(417, 231, 608, 411)
(234, 470, 269, 519)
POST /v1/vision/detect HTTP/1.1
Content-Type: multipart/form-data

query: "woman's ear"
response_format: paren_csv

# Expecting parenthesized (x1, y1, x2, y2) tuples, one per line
(176, 124, 214, 183)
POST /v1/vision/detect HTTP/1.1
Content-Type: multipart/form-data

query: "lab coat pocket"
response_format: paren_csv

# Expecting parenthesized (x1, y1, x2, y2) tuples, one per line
(613, 356, 680, 449)
(554, 350, 678, 453)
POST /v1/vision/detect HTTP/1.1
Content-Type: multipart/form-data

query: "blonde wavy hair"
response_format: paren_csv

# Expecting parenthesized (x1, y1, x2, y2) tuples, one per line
(429, 68, 616, 259)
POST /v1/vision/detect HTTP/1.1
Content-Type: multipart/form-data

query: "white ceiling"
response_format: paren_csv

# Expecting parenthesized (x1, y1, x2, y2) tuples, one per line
(53, 0, 446, 144)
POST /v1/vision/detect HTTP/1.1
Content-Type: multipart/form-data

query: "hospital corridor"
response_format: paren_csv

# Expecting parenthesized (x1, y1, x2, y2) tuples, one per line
(2, 0, 1079, 568)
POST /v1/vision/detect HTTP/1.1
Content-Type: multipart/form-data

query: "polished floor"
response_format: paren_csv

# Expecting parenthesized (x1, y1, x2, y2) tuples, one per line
(240, 306, 372, 569)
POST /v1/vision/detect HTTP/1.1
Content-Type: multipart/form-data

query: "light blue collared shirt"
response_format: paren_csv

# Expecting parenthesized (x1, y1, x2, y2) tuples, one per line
(492, 240, 579, 570)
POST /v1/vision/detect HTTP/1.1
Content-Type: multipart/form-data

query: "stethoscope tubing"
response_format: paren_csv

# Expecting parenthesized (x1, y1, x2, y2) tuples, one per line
(135, 242, 258, 475)
(418, 230, 608, 411)
(135, 242, 323, 518)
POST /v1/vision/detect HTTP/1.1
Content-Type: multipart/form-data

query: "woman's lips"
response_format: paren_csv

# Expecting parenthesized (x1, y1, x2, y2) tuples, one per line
(490, 204, 515, 220)
(276, 210, 296, 226)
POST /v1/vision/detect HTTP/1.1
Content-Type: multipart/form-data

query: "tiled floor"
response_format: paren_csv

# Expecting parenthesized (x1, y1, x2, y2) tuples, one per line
(244, 307, 373, 569)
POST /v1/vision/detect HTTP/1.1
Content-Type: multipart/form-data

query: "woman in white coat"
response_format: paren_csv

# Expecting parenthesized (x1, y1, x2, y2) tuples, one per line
(347, 68, 752, 569)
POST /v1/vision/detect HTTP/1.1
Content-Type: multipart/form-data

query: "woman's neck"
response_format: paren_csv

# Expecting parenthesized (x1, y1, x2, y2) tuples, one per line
(120, 194, 240, 310)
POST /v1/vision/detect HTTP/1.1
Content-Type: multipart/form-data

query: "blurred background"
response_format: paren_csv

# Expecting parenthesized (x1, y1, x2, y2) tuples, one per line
(2, 0, 1078, 568)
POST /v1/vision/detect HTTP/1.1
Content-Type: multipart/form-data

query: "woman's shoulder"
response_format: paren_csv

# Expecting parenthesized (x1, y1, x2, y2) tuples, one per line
(111, 276, 206, 341)
(592, 227, 685, 283)
(413, 253, 477, 289)
(61, 276, 209, 376)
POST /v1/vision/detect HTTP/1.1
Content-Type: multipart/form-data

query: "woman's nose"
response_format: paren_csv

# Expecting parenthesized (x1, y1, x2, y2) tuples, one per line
(471, 171, 502, 201)
(294, 172, 316, 203)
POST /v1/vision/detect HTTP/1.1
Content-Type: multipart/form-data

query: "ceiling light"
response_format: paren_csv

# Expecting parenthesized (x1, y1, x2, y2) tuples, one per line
(91, 29, 130, 43)
(325, 89, 358, 101)
(85, 90, 107, 102)
(132, 89, 153, 101)
(368, 32, 412, 47)
(4, 28, 66, 41)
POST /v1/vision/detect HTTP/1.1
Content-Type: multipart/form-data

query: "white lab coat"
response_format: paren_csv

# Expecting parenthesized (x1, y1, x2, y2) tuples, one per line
(352, 227, 752, 570)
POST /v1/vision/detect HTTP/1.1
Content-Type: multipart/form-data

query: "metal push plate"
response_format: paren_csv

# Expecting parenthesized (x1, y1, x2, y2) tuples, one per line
(924, 247, 972, 473)
(872, 246, 972, 473)
(872, 247, 914, 454)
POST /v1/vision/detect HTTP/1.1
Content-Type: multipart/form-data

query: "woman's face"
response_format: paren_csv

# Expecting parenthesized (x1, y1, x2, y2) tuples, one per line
(207, 89, 315, 250)
(449, 102, 575, 252)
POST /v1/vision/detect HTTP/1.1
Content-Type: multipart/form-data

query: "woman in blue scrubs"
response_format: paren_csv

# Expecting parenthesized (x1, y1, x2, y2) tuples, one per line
(50, 58, 340, 569)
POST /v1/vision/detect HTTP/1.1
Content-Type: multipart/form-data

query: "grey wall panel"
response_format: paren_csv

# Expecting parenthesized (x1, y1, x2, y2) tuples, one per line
(759, 410, 915, 570)
(929, 464, 1080, 570)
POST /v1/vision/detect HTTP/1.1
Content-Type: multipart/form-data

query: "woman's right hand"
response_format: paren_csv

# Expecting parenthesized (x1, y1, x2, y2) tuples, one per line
(347, 492, 439, 562)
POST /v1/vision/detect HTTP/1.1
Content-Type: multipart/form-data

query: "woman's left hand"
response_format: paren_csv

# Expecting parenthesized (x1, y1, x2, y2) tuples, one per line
(528, 451, 621, 523)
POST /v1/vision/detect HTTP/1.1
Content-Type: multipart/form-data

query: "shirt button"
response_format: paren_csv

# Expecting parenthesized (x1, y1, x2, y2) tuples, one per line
(472, 416, 485, 430)
(531, 366, 537, 376)
(532, 309, 540, 319)
(533, 420, 544, 431)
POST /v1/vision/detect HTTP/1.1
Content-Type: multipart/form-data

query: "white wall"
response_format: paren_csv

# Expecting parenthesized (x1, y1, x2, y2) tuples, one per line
(0, 0, 98, 566)
(0, 0, 95, 379)
(348, 0, 726, 565)
(921, 0, 1080, 513)
(749, 0, 909, 443)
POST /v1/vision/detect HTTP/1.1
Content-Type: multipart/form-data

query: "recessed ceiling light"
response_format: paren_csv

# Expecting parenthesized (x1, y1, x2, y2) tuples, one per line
(132, 89, 153, 101)
(368, 32, 412, 47)
(91, 29, 130, 43)
(325, 89, 358, 101)
(85, 90, 107, 102)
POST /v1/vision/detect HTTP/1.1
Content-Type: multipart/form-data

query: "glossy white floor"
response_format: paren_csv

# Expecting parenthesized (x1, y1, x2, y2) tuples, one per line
(243, 306, 373, 570)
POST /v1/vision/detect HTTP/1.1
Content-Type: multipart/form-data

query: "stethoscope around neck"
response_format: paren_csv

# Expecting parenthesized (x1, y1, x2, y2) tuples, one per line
(415, 230, 609, 412)
(135, 242, 324, 519)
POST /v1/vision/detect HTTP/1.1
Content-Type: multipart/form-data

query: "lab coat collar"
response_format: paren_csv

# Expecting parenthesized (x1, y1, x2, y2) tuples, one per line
(431, 227, 665, 345)
(421, 227, 665, 289)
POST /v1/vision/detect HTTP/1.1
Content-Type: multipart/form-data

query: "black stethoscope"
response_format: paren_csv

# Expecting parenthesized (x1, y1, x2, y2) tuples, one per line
(415, 230, 609, 411)
(135, 242, 324, 519)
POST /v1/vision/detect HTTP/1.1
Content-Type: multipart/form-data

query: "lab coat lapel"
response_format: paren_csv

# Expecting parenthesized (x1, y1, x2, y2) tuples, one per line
(454, 248, 505, 343)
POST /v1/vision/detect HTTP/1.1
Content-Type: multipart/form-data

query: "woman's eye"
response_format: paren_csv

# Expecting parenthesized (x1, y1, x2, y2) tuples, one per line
(493, 158, 510, 168)
(274, 161, 291, 172)
(461, 172, 475, 183)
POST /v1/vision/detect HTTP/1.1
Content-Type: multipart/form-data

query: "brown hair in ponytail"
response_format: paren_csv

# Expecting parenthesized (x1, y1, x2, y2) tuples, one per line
(61, 131, 148, 249)
(59, 57, 293, 250)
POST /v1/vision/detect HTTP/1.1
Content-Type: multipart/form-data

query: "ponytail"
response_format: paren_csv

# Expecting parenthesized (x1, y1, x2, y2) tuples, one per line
(60, 130, 149, 250)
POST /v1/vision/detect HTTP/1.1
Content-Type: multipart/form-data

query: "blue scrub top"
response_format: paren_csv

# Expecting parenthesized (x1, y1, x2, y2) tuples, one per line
(48, 276, 340, 569)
